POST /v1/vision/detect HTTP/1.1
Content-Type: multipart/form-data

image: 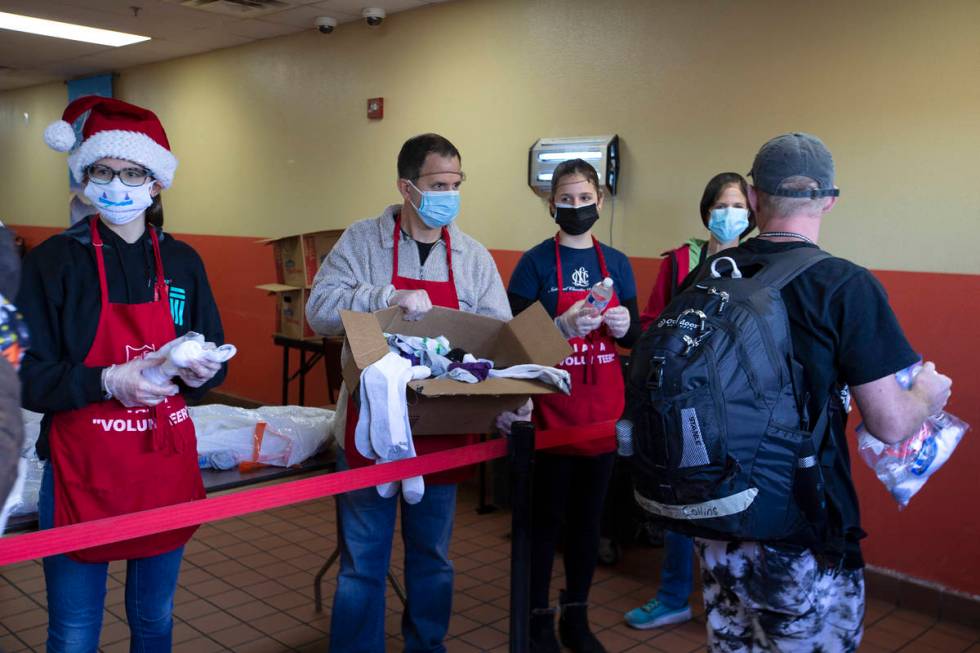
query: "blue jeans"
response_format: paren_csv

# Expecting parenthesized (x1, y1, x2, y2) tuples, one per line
(39, 463, 184, 653)
(330, 451, 457, 653)
(656, 530, 694, 609)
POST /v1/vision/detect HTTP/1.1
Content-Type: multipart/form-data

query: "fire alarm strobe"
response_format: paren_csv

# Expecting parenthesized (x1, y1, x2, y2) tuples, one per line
(367, 97, 384, 120)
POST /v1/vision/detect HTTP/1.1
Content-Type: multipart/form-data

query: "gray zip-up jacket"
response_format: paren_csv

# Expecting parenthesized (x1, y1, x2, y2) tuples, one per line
(306, 204, 511, 444)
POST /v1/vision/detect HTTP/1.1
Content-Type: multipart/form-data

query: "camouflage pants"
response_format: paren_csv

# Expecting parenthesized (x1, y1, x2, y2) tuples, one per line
(695, 539, 864, 653)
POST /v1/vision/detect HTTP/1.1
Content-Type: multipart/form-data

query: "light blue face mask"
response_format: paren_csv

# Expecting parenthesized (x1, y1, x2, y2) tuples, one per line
(708, 207, 750, 244)
(408, 180, 460, 229)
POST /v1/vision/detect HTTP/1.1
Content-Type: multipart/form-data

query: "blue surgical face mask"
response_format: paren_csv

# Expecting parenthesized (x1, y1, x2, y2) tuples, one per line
(708, 207, 750, 244)
(407, 180, 460, 229)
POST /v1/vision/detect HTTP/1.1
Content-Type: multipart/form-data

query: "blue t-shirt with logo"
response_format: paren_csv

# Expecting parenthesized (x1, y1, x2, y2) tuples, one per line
(508, 239, 637, 318)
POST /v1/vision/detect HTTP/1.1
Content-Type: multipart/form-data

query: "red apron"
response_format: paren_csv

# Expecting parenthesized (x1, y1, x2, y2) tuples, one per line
(533, 235, 624, 456)
(48, 217, 204, 563)
(343, 215, 477, 484)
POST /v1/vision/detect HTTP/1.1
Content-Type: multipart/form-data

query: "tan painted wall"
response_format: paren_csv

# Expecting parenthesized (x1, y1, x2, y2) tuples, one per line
(1, 0, 978, 273)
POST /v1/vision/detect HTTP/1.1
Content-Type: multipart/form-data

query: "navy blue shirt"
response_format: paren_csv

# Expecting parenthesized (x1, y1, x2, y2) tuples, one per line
(509, 239, 637, 318)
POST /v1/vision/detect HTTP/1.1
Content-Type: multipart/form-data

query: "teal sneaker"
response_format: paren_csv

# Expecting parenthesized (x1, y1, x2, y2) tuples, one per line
(624, 598, 692, 629)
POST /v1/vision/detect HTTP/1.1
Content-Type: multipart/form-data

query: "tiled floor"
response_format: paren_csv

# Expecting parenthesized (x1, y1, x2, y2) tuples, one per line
(0, 484, 978, 652)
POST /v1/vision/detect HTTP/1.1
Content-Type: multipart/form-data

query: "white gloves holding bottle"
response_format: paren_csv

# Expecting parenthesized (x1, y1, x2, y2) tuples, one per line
(602, 306, 630, 339)
(556, 300, 630, 339)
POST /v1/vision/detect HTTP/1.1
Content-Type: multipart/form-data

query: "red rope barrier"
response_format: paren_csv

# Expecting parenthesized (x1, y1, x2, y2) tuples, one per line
(0, 421, 615, 566)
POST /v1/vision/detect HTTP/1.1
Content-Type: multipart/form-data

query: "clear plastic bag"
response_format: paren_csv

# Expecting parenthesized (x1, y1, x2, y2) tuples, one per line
(5, 410, 45, 519)
(190, 404, 335, 470)
(856, 360, 969, 508)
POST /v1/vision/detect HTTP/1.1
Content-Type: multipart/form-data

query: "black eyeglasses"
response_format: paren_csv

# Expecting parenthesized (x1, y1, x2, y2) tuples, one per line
(85, 163, 153, 187)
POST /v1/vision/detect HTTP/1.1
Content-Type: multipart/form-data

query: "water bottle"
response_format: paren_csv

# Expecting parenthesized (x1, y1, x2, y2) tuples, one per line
(586, 277, 614, 313)
(615, 419, 634, 457)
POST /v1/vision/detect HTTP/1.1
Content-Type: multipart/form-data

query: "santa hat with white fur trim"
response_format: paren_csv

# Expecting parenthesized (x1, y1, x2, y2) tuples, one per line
(44, 95, 178, 188)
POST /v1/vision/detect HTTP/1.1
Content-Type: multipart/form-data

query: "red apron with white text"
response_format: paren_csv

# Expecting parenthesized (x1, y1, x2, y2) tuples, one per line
(344, 215, 478, 484)
(534, 235, 624, 456)
(48, 217, 204, 562)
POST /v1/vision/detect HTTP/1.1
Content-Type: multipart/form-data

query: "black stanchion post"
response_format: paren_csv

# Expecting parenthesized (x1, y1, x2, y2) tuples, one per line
(509, 421, 535, 653)
(477, 434, 498, 514)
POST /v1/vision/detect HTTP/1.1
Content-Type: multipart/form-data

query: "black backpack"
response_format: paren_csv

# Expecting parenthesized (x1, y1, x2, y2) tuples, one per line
(624, 247, 832, 544)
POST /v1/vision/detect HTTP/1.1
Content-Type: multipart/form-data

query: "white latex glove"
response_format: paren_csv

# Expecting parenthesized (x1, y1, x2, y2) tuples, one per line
(556, 299, 603, 339)
(602, 305, 630, 339)
(388, 289, 433, 321)
(177, 358, 223, 388)
(103, 357, 179, 408)
(495, 399, 533, 436)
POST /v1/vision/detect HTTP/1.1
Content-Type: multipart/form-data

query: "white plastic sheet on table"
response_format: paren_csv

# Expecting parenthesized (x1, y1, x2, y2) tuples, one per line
(191, 404, 335, 470)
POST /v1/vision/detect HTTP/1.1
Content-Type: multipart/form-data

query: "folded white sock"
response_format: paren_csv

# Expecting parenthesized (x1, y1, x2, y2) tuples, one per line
(142, 333, 237, 386)
(488, 364, 571, 395)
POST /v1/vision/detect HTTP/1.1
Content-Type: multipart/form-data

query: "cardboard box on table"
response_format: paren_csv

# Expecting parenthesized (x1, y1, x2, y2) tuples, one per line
(256, 283, 315, 340)
(340, 302, 571, 435)
(256, 229, 344, 341)
(260, 229, 344, 288)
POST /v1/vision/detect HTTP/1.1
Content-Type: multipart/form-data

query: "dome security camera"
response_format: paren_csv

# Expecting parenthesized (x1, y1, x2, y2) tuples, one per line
(315, 16, 337, 34)
(362, 7, 386, 27)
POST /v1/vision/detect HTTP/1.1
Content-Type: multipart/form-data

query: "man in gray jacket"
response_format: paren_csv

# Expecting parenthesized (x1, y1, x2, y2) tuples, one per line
(307, 133, 524, 653)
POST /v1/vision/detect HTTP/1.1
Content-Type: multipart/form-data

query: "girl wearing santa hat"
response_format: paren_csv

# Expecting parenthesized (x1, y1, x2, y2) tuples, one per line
(16, 95, 226, 652)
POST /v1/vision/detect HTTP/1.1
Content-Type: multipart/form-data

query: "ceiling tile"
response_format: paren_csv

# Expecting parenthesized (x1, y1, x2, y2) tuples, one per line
(159, 26, 253, 49)
(0, 1, 158, 35)
(0, 29, 111, 67)
(65, 38, 215, 73)
(259, 4, 359, 27)
(315, 0, 427, 17)
(222, 18, 303, 39)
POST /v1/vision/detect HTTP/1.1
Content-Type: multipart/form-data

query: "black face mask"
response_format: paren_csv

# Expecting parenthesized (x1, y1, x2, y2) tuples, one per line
(553, 203, 599, 236)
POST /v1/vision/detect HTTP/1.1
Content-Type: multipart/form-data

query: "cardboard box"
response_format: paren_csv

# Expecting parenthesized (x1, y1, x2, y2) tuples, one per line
(340, 302, 571, 435)
(259, 229, 344, 288)
(257, 283, 316, 340)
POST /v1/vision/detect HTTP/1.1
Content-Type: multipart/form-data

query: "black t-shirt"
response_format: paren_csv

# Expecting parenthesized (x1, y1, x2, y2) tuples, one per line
(416, 240, 437, 267)
(731, 238, 918, 566)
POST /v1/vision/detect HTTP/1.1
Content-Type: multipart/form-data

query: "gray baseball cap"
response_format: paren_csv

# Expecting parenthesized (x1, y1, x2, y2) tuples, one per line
(749, 132, 840, 198)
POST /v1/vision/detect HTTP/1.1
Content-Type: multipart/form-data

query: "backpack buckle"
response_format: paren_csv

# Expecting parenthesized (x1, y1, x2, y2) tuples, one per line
(647, 355, 666, 390)
(707, 287, 730, 313)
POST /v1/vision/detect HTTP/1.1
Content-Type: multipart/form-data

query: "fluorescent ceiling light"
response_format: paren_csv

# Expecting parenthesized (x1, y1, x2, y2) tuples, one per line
(538, 151, 603, 162)
(0, 11, 150, 47)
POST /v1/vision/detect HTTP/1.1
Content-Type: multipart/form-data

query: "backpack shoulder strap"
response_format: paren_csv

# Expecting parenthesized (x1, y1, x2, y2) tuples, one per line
(667, 250, 680, 297)
(752, 247, 833, 289)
